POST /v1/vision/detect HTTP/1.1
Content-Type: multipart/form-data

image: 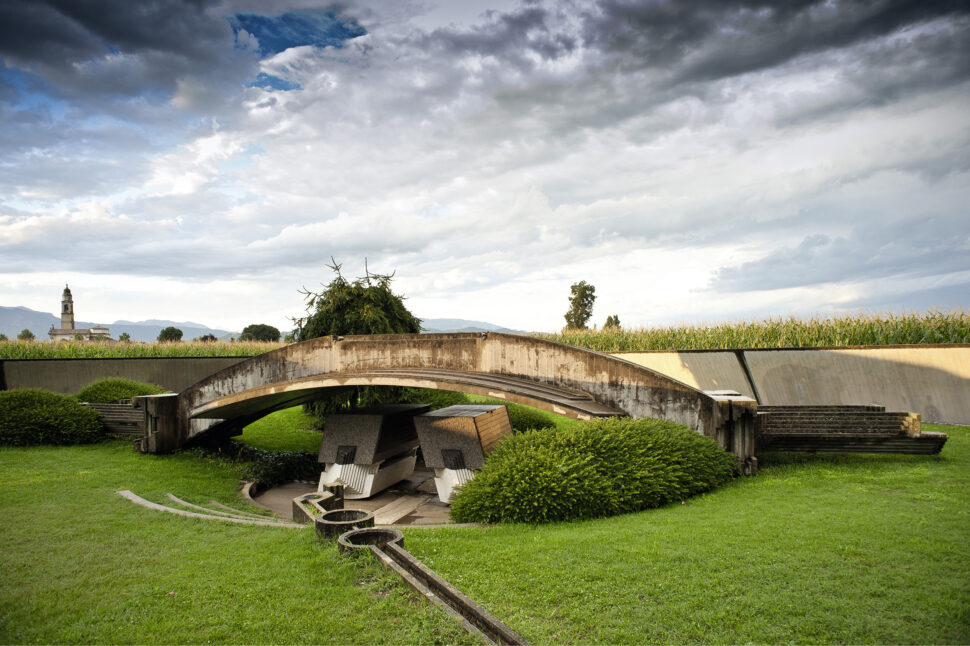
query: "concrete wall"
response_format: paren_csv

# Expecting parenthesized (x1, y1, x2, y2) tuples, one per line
(615, 351, 756, 399)
(615, 345, 970, 425)
(6, 344, 966, 424)
(0, 357, 247, 395)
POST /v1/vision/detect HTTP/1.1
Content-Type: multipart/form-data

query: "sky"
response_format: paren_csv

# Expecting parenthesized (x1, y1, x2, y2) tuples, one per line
(0, 0, 967, 334)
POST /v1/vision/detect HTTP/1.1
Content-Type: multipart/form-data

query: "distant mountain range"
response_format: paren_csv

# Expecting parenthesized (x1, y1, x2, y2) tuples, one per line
(0, 306, 234, 343)
(419, 318, 519, 334)
(0, 306, 519, 343)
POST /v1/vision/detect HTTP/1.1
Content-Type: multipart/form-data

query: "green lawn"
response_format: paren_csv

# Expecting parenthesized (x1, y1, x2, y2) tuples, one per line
(404, 424, 970, 644)
(1, 423, 967, 644)
(233, 406, 323, 453)
(0, 442, 472, 644)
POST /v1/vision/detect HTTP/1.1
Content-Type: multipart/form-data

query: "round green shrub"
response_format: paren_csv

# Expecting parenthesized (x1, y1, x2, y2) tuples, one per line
(76, 377, 165, 403)
(450, 417, 738, 524)
(0, 389, 105, 446)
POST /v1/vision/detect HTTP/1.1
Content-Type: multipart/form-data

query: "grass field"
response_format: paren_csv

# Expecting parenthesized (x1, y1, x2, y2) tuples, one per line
(2, 422, 967, 644)
(0, 340, 282, 359)
(2, 311, 967, 360)
(539, 311, 970, 352)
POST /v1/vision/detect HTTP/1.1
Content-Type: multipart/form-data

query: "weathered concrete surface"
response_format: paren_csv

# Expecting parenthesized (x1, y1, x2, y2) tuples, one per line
(173, 333, 753, 467)
(743, 346, 970, 424)
(612, 346, 970, 424)
(0, 357, 246, 394)
(614, 351, 756, 399)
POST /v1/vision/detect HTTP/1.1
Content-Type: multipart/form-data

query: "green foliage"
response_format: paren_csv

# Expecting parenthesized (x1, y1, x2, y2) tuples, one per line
(0, 333, 6, 341)
(295, 260, 421, 416)
(403, 388, 471, 410)
(564, 280, 596, 329)
(76, 377, 165, 403)
(0, 389, 104, 446)
(604, 314, 620, 328)
(17, 328, 35, 341)
(196, 333, 217, 342)
(450, 418, 737, 523)
(0, 339, 281, 359)
(118, 332, 131, 342)
(212, 440, 321, 489)
(504, 404, 560, 433)
(157, 326, 183, 342)
(295, 260, 421, 340)
(240, 323, 281, 342)
(540, 310, 970, 351)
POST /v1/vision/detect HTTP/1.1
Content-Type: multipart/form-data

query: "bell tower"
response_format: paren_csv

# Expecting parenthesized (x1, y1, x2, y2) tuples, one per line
(61, 285, 74, 330)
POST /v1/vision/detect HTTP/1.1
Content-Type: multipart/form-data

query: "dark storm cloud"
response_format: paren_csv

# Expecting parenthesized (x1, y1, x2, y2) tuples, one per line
(712, 216, 970, 292)
(421, 5, 577, 70)
(0, 0, 245, 95)
(582, 0, 970, 82)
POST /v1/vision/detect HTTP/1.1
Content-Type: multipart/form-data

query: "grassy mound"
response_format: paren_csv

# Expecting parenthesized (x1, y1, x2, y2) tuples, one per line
(450, 418, 737, 523)
(0, 389, 104, 446)
(76, 377, 166, 403)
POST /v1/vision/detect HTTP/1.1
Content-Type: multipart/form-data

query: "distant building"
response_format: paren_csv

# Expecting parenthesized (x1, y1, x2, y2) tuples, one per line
(48, 285, 113, 342)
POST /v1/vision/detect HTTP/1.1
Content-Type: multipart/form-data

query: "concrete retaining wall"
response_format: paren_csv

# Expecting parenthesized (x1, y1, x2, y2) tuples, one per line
(616, 351, 756, 399)
(615, 345, 970, 425)
(0, 357, 247, 394)
(4, 345, 967, 424)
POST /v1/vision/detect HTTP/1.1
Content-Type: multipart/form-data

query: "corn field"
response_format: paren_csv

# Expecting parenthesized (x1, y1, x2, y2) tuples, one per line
(536, 311, 970, 352)
(0, 340, 284, 360)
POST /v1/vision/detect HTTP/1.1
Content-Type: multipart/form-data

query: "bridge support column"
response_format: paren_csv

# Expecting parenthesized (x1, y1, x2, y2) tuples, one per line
(135, 393, 181, 454)
(707, 391, 758, 475)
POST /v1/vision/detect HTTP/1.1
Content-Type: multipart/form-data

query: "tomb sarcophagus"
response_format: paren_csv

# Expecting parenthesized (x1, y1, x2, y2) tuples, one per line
(318, 404, 430, 499)
(415, 404, 513, 503)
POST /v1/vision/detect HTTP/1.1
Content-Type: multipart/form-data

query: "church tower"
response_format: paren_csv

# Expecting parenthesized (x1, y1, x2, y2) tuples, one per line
(61, 284, 74, 330)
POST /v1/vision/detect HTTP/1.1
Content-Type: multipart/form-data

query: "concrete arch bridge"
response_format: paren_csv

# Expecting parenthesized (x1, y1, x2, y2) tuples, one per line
(139, 333, 758, 473)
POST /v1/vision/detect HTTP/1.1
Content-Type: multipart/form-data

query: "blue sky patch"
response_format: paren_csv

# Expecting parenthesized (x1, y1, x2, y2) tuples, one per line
(252, 73, 301, 92)
(230, 10, 366, 58)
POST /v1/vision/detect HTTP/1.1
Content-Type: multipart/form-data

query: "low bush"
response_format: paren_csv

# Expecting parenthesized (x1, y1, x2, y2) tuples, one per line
(76, 377, 166, 403)
(450, 417, 737, 524)
(0, 389, 105, 446)
(205, 440, 321, 489)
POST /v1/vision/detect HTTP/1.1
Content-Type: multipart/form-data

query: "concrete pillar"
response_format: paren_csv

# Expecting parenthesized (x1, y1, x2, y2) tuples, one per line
(705, 390, 758, 475)
(135, 393, 181, 453)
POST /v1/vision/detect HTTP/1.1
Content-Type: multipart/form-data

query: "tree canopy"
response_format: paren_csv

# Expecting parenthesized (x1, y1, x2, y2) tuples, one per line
(18, 329, 35, 341)
(604, 314, 621, 328)
(157, 326, 183, 342)
(295, 260, 421, 341)
(564, 281, 596, 329)
(294, 260, 421, 415)
(240, 324, 280, 342)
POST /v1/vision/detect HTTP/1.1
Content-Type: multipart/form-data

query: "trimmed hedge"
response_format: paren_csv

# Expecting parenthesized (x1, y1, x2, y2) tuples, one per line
(0, 389, 105, 446)
(450, 418, 738, 524)
(76, 377, 166, 403)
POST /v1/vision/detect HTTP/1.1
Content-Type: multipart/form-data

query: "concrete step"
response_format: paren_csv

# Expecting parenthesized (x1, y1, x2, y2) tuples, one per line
(373, 494, 434, 525)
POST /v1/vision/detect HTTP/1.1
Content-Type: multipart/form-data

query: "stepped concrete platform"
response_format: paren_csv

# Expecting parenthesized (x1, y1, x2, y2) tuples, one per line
(756, 405, 947, 454)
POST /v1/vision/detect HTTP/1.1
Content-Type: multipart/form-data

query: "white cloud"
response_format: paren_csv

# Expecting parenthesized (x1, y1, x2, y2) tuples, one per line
(1, 1, 968, 333)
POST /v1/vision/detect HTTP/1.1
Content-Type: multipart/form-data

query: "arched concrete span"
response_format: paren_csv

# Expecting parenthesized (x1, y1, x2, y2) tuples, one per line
(143, 333, 756, 471)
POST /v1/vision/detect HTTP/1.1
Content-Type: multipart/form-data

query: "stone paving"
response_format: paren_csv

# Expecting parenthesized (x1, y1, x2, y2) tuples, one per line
(250, 468, 453, 526)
